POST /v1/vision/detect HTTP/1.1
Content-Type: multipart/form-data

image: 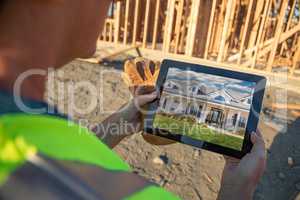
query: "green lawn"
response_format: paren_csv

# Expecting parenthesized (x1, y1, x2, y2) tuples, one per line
(153, 114, 244, 151)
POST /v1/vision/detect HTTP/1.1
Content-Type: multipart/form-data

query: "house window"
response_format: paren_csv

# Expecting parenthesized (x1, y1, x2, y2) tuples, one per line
(247, 98, 251, 104)
(232, 113, 238, 126)
(211, 111, 219, 122)
(189, 105, 197, 116)
(162, 98, 167, 109)
(170, 99, 179, 112)
(166, 82, 171, 88)
(172, 84, 178, 90)
(197, 85, 207, 95)
(197, 105, 203, 118)
(238, 117, 246, 128)
(215, 95, 225, 102)
(207, 108, 223, 124)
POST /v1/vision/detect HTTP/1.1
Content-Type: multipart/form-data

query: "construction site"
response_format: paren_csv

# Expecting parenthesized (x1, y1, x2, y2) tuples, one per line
(66, 0, 300, 199)
(1, 0, 299, 200)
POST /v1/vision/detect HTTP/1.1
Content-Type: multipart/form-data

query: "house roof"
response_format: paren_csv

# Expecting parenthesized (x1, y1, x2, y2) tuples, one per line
(164, 78, 252, 110)
(225, 88, 251, 100)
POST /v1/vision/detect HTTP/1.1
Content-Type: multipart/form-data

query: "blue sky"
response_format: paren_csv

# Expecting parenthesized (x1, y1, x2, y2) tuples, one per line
(166, 67, 255, 96)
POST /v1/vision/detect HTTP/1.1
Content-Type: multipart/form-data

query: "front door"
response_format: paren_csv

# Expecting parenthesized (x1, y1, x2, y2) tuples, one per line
(206, 108, 223, 127)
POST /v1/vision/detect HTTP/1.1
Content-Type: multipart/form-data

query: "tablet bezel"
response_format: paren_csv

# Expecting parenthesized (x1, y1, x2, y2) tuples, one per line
(144, 59, 266, 159)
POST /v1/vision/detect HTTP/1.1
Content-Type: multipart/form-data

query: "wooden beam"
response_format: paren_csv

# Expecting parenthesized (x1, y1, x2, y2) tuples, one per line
(238, 0, 254, 65)
(179, 0, 190, 53)
(229, 23, 300, 62)
(152, 0, 161, 49)
(185, 0, 201, 56)
(174, 0, 184, 53)
(103, 21, 107, 41)
(217, 0, 235, 62)
(204, 0, 217, 59)
(163, 0, 176, 52)
(114, 1, 121, 44)
(248, 0, 264, 49)
(242, 25, 300, 67)
(132, 0, 140, 45)
(291, 110, 300, 118)
(224, 0, 237, 59)
(143, 0, 151, 48)
(280, 0, 297, 54)
(123, 0, 130, 45)
(266, 0, 289, 71)
(291, 36, 300, 76)
(271, 103, 300, 110)
(251, 0, 271, 69)
(109, 20, 113, 42)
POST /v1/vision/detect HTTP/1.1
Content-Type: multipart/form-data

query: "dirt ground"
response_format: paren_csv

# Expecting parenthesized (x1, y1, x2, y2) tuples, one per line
(47, 60, 300, 200)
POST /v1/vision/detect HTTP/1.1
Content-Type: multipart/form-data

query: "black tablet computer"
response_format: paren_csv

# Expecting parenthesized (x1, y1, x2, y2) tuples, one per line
(144, 59, 266, 159)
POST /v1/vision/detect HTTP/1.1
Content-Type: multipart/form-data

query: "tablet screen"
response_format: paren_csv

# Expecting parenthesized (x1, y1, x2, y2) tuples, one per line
(153, 67, 256, 151)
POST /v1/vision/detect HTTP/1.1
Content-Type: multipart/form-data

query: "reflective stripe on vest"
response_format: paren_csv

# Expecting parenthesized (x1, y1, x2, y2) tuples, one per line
(0, 114, 180, 200)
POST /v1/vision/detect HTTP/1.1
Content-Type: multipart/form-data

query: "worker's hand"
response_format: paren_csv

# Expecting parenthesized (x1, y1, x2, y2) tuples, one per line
(123, 58, 175, 145)
(123, 57, 160, 111)
(217, 130, 266, 200)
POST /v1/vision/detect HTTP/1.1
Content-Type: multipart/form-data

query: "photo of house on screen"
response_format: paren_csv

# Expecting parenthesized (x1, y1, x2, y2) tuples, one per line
(157, 68, 255, 135)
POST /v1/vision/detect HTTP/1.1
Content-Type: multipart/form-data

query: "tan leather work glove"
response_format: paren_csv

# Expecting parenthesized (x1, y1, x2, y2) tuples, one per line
(122, 57, 175, 145)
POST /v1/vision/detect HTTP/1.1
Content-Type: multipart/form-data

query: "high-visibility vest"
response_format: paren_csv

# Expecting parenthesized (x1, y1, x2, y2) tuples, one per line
(0, 114, 180, 200)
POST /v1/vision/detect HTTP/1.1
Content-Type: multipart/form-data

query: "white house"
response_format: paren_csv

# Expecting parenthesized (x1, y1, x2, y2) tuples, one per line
(158, 79, 253, 134)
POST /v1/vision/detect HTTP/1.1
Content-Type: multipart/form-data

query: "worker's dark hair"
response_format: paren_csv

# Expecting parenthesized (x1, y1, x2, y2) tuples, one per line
(0, 0, 3, 11)
(0, 0, 5, 12)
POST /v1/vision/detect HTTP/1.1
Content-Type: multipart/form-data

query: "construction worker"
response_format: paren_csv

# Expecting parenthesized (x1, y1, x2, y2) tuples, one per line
(0, 1, 266, 199)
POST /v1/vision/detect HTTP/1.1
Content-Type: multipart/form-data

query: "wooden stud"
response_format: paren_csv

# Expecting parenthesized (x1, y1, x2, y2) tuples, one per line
(248, 0, 264, 49)
(174, 0, 184, 53)
(114, 1, 121, 44)
(185, 0, 201, 56)
(103, 21, 107, 41)
(152, 0, 161, 49)
(212, 0, 227, 54)
(123, 0, 130, 44)
(251, 0, 271, 69)
(238, 0, 254, 65)
(204, 0, 217, 59)
(291, 36, 300, 76)
(163, 0, 176, 52)
(280, 0, 297, 55)
(143, 0, 151, 48)
(217, 0, 235, 62)
(179, 0, 190, 53)
(266, 0, 289, 71)
(223, 0, 237, 59)
(109, 20, 113, 42)
(132, 0, 140, 45)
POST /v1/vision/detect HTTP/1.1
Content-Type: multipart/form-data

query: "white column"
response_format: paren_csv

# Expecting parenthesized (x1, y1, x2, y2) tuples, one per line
(199, 104, 208, 123)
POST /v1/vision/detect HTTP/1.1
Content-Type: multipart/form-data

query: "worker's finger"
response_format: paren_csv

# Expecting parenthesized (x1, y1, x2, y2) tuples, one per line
(124, 59, 144, 85)
(135, 60, 146, 81)
(134, 90, 159, 108)
(255, 129, 263, 138)
(134, 85, 156, 96)
(250, 130, 266, 158)
(144, 60, 155, 81)
(149, 60, 156, 75)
